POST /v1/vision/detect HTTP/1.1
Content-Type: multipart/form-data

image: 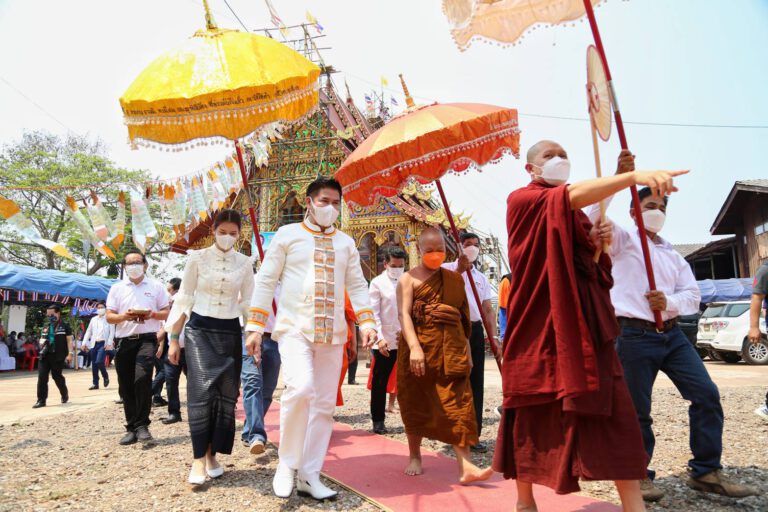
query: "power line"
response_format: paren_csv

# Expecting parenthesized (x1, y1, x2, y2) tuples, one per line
(0, 76, 76, 134)
(518, 112, 768, 130)
(222, 0, 250, 31)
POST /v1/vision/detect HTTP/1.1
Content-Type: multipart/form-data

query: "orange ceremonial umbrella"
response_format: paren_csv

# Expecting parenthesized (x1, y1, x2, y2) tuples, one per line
(335, 75, 520, 368)
(119, 0, 320, 261)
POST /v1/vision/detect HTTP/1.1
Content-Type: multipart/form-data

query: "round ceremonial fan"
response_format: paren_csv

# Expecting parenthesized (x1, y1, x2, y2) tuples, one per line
(586, 45, 612, 141)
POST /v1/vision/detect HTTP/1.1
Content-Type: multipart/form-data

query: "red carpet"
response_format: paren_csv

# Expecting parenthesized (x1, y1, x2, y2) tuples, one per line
(236, 401, 619, 512)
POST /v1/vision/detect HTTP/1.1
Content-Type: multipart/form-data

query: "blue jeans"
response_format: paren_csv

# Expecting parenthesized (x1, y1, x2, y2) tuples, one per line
(89, 341, 108, 386)
(616, 325, 724, 479)
(499, 307, 507, 339)
(240, 336, 281, 444)
(164, 348, 186, 416)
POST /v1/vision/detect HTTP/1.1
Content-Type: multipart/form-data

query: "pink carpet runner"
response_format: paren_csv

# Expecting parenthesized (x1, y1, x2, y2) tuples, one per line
(236, 401, 619, 512)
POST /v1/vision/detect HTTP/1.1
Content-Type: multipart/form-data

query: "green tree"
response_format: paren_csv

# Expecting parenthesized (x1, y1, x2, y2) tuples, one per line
(0, 130, 167, 274)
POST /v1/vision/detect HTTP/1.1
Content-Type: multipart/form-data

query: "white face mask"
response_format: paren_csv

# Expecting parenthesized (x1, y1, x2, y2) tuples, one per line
(387, 267, 405, 280)
(125, 264, 145, 280)
(463, 245, 480, 263)
(641, 209, 666, 233)
(309, 200, 340, 228)
(96, 308, 106, 317)
(215, 233, 237, 252)
(532, 156, 571, 186)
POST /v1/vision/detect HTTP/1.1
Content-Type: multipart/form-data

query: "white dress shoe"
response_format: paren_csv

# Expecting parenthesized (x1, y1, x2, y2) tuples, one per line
(188, 469, 206, 486)
(296, 476, 337, 501)
(206, 464, 224, 479)
(272, 464, 295, 498)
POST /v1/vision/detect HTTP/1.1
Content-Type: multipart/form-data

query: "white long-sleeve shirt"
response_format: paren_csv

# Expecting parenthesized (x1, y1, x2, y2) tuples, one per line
(369, 271, 400, 350)
(82, 315, 115, 350)
(167, 244, 254, 327)
(246, 220, 376, 344)
(586, 201, 700, 322)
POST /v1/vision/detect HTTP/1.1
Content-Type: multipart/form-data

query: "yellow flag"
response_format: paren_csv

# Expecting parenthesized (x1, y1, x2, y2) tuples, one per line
(306, 10, 317, 24)
(381, 76, 389, 87)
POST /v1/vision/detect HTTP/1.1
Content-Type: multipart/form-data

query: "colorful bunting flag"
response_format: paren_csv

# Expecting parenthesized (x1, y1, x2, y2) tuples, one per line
(87, 191, 115, 242)
(111, 191, 126, 250)
(0, 195, 73, 260)
(265, 0, 289, 37)
(381, 76, 389, 87)
(306, 10, 323, 33)
(129, 188, 158, 254)
(66, 196, 115, 259)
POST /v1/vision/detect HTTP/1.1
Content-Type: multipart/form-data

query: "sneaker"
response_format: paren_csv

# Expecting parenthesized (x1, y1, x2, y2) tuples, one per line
(640, 478, 664, 502)
(249, 439, 266, 455)
(119, 431, 137, 445)
(755, 405, 768, 420)
(88, 385, 99, 391)
(135, 426, 154, 444)
(470, 441, 488, 453)
(687, 470, 759, 498)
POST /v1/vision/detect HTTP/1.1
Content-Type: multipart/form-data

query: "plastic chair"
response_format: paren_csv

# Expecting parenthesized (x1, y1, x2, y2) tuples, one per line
(23, 347, 38, 371)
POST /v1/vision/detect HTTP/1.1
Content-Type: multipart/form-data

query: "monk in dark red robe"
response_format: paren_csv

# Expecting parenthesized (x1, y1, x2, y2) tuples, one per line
(493, 140, 687, 512)
(397, 227, 493, 485)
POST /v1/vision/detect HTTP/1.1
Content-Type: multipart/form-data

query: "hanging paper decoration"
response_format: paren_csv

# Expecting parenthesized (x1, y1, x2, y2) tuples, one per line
(190, 177, 208, 221)
(86, 191, 114, 242)
(65, 196, 115, 259)
(169, 181, 187, 238)
(216, 162, 232, 196)
(265, 0, 289, 37)
(0, 195, 73, 260)
(207, 169, 228, 210)
(111, 191, 126, 249)
(129, 188, 158, 254)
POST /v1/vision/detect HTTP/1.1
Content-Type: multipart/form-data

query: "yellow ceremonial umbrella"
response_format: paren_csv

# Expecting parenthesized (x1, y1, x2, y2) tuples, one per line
(120, 0, 320, 258)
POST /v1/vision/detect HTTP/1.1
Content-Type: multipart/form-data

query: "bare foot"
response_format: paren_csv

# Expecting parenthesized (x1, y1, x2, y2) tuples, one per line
(404, 457, 423, 476)
(386, 406, 397, 413)
(459, 466, 494, 485)
(515, 504, 538, 512)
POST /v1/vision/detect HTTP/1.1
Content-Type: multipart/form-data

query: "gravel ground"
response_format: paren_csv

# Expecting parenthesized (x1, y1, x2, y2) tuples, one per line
(336, 381, 768, 511)
(2, 380, 766, 511)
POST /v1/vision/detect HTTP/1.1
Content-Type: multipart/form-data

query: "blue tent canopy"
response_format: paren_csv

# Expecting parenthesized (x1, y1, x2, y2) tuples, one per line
(697, 278, 754, 304)
(0, 262, 118, 301)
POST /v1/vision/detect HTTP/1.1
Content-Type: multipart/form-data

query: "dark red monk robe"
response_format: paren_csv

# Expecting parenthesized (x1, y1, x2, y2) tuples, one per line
(492, 181, 646, 494)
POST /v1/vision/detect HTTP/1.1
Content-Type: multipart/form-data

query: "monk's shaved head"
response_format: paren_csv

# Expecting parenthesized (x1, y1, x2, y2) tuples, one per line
(418, 227, 445, 250)
(526, 140, 563, 163)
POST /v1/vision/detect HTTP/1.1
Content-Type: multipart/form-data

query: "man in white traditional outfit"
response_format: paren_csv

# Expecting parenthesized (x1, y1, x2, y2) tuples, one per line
(245, 177, 377, 501)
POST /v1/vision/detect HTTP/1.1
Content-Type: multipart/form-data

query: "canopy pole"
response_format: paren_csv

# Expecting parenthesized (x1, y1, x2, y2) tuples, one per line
(588, 110, 607, 261)
(435, 179, 502, 371)
(582, 0, 663, 331)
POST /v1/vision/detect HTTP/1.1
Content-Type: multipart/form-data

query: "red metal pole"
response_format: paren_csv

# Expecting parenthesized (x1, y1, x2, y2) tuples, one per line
(582, 0, 663, 331)
(435, 179, 502, 371)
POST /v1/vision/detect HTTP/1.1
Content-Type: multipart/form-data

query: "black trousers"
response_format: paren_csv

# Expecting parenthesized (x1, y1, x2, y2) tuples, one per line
(115, 336, 156, 431)
(370, 349, 397, 423)
(37, 354, 68, 402)
(151, 351, 166, 399)
(164, 348, 187, 417)
(469, 321, 485, 437)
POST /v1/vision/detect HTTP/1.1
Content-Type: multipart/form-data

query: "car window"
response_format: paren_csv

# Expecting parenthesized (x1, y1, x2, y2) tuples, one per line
(724, 304, 750, 317)
(702, 305, 725, 318)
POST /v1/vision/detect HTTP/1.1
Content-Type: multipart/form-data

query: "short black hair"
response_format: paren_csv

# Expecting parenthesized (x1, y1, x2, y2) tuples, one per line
(385, 247, 407, 262)
(631, 187, 669, 209)
(460, 232, 480, 244)
(213, 208, 242, 230)
(123, 248, 147, 264)
(306, 176, 343, 199)
(169, 277, 182, 292)
(96, 302, 105, 307)
(47, 304, 61, 313)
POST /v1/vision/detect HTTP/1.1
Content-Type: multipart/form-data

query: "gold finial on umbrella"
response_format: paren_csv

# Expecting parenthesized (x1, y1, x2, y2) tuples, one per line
(203, 0, 217, 30)
(398, 74, 416, 109)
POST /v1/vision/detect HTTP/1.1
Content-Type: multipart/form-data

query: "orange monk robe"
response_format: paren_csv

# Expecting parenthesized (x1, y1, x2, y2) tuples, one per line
(366, 357, 397, 394)
(337, 292, 356, 407)
(397, 268, 478, 447)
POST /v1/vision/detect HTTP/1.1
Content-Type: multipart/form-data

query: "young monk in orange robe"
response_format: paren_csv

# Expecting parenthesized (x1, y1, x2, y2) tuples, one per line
(396, 227, 493, 485)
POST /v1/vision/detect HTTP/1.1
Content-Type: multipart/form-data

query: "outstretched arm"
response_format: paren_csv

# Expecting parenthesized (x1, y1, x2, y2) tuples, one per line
(569, 170, 688, 211)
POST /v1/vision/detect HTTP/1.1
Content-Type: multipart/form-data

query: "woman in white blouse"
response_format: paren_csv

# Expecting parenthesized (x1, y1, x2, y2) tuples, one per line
(167, 209, 254, 486)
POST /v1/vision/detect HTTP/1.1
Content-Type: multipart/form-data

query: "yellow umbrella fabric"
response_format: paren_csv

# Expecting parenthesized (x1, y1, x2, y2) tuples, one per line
(120, 18, 320, 149)
(443, 0, 602, 51)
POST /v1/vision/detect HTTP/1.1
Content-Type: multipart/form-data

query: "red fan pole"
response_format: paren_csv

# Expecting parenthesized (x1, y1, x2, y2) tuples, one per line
(582, 0, 663, 331)
(435, 179, 502, 371)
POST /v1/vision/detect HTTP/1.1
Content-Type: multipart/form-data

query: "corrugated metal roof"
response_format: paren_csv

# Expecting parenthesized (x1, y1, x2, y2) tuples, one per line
(674, 243, 706, 258)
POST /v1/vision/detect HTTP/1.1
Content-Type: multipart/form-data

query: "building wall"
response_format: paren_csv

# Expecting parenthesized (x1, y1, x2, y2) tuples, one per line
(743, 195, 768, 276)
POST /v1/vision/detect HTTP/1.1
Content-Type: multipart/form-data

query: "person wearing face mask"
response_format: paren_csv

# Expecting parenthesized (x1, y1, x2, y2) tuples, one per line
(106, 249, 170, 446)
(33, 304, 73, 408)
(396, 227, 492, 484)
(245, 177, 378, 500)
(368, 246, 407, 434)
(494, 140, 690, 512)
(81, 302, 115, 390)
(165, 209, 254, 486)
(442, 233, 496, 452)
(587, 180, 757, 500)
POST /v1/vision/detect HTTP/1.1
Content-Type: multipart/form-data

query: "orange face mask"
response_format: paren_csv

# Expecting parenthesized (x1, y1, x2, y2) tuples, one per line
(422, 251, 446, 270)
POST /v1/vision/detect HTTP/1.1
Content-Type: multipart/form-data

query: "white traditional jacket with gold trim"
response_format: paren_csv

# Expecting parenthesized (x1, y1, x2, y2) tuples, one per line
(246, 219, 376, 344)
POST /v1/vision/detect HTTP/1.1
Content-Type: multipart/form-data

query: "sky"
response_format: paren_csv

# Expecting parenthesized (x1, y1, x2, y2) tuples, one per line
(1, 0, 767, 249)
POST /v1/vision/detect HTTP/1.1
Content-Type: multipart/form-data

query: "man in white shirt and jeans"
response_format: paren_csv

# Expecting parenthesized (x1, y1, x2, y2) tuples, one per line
(106, 249, 170, 446)
(81, 302, 115, 390)
(369, 246, 406, 434)
(590, 178, 757, 501)
(245, 177, 377, 501)
(443, 233, 496, 453)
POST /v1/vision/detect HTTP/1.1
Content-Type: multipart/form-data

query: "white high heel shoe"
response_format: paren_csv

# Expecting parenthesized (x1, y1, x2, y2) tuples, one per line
(188, 468, 206, 486)
(206, 464, 224, 479)
(296, 476, 337, 500)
